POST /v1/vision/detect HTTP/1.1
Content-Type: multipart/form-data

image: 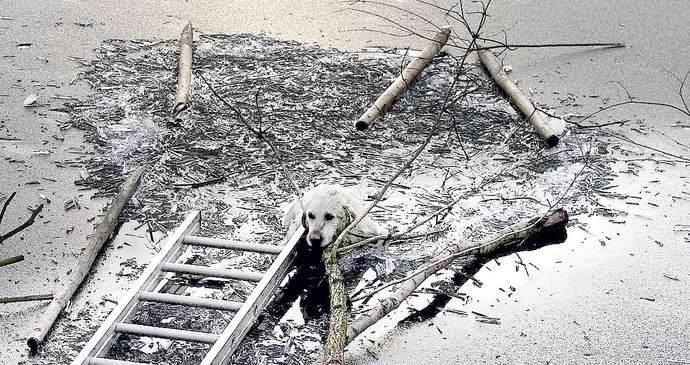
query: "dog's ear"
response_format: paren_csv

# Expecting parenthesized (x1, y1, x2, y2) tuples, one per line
(301, 212, 308, 229)
(343, 203, 357, 225)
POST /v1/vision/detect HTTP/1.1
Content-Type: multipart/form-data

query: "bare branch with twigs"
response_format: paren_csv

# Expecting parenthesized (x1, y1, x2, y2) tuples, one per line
(196, 71, 302, 199)
(0, 192, 44, 244)
(565, 78, 690, 129)
(346, 208, 568, 341)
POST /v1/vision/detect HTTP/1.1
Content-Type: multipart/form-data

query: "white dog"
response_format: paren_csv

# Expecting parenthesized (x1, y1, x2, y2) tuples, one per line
(283, 184, 388, 248)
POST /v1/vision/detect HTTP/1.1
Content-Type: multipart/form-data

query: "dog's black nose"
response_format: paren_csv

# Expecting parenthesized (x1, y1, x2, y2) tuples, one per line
(309, 237, 323, 246)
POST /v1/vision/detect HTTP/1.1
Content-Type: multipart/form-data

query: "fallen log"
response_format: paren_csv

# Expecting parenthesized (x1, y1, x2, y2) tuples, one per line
(356, 27, 451, 130)
(27, 167, 144, 352)
(172, 21, 193, 123)
(476, 48, 559, 147)
(346, 209, 568, 342)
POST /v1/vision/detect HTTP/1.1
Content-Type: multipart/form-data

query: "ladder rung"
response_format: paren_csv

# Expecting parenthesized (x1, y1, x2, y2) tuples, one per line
(161, 262, 263, 282)
(89, 358, 151, 365)
(184, 236, 283, 255)
(139, 291, 243, 311)
(115, 323, 219, 344)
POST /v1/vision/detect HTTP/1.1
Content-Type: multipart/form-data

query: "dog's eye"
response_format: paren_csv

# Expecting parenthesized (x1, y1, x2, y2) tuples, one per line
(324, 213, 334, 221)
(307, 212, 315, 219)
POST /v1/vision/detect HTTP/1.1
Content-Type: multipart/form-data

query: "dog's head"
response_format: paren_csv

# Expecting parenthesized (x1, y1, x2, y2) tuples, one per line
(301, 188, 356, 248)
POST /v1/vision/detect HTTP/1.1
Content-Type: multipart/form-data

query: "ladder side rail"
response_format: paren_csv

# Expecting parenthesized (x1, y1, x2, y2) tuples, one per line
(70, 211, 202, 365)
(201, 226, 304, 365)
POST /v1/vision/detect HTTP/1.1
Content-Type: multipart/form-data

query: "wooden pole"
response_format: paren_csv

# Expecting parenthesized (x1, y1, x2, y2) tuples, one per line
(321, 248, 347, 365)
(27, 167, 145, 352)
(0, 254, 24, 268)
(356, 27, 452, 130)
(476, 48, 559, 146)
(172, 21, 193, 123)
(0, 294, 53, 304)
(346, 209, 568, 342)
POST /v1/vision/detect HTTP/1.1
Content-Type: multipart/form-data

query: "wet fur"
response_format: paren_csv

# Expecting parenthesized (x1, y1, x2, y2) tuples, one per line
(283, 184, 387, 248)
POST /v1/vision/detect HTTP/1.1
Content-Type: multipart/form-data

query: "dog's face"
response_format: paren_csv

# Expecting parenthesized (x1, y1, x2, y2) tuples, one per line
(301, 189, 355, 248)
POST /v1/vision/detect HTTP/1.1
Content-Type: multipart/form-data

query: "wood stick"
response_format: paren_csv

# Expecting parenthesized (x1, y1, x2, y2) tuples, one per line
(0, 191, 16, 227)
(346, 209, 568, 343)
(356, 27, 451, 130)
(172, 21, 193, 123)
(476, 48, 559, 146)
(0, 255, 24, 268)
(322, 249, 347, 365)
(0, 294, 53, 304)
(27, 167, 145, 352)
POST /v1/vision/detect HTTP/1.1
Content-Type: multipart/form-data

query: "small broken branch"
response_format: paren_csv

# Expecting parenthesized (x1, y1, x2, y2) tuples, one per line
(477, 47, 559, 146)
(0, 191, 14, 226)
(0, 255, 24, 268)
(356, 26, 452, 130)
(172, 21, 193, 123)
(346, 209, 568, 342)
(172, 173, 230, 188)
(0, 294, 53, 304)
(27, 167, 144, 352)
(0, 191, 44, 244)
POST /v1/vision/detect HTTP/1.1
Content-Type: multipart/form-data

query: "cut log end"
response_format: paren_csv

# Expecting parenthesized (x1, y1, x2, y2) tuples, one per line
(355, 120, 370, 130)
(545, 208, 568, 226)
(545, 134, 560, 147)
(27, 337, 39, 353)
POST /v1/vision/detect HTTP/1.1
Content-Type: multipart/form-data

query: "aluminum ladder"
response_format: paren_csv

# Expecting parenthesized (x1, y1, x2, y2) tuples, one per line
(71, 210, 303, 365)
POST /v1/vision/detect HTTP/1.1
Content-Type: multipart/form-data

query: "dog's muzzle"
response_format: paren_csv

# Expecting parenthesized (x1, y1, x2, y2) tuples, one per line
(307, 233, 323, 247)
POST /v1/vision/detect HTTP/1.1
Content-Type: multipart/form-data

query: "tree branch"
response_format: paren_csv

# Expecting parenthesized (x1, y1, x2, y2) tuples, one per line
(0, 202, 44, 244)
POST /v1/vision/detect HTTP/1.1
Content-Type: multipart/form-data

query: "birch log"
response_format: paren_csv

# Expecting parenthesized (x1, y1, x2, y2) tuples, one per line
(172, 21, 193, 123)
(27, 167, 145, 352)
(321, 248, 348, 365)
(356, 27, 452, 130)
(346, 209, 568, 342)
(477, 48, 559, 146)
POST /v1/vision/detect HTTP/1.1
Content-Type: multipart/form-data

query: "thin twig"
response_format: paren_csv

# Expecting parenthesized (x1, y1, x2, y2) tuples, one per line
(474, 41, 625, 51)
(568, 100, 690, 128)
(0, 192, 16, 227)
(603, 132, 690, 163)
(172, 174, 230, 188)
